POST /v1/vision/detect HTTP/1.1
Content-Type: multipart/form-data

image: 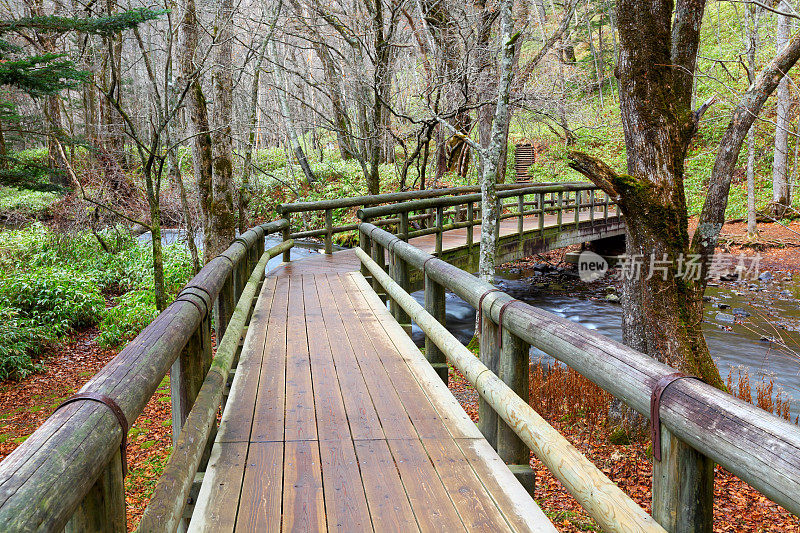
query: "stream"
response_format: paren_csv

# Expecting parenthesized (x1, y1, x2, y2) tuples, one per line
(407, 266, 800, 419)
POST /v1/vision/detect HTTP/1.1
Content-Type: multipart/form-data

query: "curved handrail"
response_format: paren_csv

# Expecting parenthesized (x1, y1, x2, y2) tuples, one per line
(0, 219, 288, 531)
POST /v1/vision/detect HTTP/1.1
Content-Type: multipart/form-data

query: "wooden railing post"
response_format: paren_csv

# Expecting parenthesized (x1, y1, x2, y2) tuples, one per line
(359, 221, 372, 279)
(557, 191, 563, 231)
(574, 191, 581, 226)
(371, 239, 387, 300)
(537, 193, 545, 233)
(400, 211, 409, 242)
(517, 194, 524, 235)
(497, 326, 535, 496)
(424, 272, 447, 383)
(389, 246, 412, 334)
(214, 274, 235, 341)
(589, 189, 596, 225)
(478, 304, 500, 450)
(324, 208, 333, 254)
(604, 193, 610, 221)
(282, 216, 291, 262)
(65, 449, 126, 533)
(652, 428, 714, 532)
(435, 205, 443, 255)
(171, 315, 212, 442)
(467, 202, 474, 250)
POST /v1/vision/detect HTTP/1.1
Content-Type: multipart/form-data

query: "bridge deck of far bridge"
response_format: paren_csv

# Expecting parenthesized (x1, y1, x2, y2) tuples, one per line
(189, 251, 555, 531)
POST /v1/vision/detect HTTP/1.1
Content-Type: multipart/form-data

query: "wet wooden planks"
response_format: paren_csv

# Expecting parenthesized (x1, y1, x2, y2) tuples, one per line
(190, 263, 554, 532)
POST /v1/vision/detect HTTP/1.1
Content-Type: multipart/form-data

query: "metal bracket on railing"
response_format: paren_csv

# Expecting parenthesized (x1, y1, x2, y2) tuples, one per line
(477, 288, 501, 330)
(422, 256, 436, 275)
(55, 393, 130, 476)
(650, 372, 704, 461)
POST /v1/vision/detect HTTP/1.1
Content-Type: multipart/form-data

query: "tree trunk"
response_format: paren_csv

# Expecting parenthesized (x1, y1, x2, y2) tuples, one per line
(268, 38, 317, 185)
(180, 0, 215, 264)
(569, 0, 725, 388)
(772, 1, 791, 217)
(208, 0, 238, 260)
(478, 0, 516, 284)
(745, 4, 760, 239)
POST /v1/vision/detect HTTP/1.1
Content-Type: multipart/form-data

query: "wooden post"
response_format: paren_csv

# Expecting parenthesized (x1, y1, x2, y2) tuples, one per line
(435, 205, 443, 255)
(214, 274, 235, 341)
(424, 273, 447, 383)
(390, 247, 412, 334)
(590, 189, 596, 225)
(400, 211, 409, 242)
(324, 208, 333, 254)
(557, 191, 563, 231)
(517, 194, 524, 235)
(604, 193, 610, 221)
(652, 428, 714, 533)
(494, 197, 502, 246)
(574, 191, 581, 226)
(65, 449, 126, 533)
(282, 216, 291, 262)
(479, 309, 500, 450)
(537, 193, 545, 234)
(467, 202, 474, 250)
(371, 240, 387, 300)
(171, 316, 212, 442)
(497, 326, 535, 496)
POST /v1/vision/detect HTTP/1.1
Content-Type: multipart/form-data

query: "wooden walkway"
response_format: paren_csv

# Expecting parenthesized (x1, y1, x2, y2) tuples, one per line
(189, 252, 555, 531)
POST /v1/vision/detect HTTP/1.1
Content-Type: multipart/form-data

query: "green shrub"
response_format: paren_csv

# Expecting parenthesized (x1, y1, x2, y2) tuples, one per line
(0, 308, 49, 380)
(0, 270, 105, 336)
(97, 290, 159, 348)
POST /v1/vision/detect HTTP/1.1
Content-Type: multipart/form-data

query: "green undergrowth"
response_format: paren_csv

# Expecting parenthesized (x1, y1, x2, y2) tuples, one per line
(0, 222, 194, 379)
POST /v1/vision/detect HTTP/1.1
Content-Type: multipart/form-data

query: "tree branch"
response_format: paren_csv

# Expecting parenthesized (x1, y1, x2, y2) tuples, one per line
(566, 151, 621, 199)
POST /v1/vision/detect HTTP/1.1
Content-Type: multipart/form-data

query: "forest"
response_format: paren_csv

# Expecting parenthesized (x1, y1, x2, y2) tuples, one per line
(0, 0, 799, 530)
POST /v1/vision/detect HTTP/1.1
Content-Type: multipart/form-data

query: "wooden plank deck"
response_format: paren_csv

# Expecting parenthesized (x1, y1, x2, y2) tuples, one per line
(189, 253, 556, 532)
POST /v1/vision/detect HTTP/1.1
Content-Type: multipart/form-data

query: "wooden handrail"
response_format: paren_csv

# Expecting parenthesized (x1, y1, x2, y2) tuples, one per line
(359, 222, 800, 520)
(0, 219, 289, 531)
(356, 246, 665, 533)
(137, 240, 293, 532)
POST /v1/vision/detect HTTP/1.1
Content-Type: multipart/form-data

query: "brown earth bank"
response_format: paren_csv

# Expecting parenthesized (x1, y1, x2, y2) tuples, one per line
(0, 220, 797, 530)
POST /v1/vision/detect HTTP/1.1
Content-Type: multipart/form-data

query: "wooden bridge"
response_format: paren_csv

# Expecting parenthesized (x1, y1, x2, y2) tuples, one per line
(0, 183, 798, 533)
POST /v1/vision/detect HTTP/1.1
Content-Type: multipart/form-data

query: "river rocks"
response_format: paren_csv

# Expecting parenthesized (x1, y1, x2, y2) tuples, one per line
(715, 312, 736, 324)
(605, 293, 620, 303)
(780, 289, 793, 298)
(732, 308, 751, 317)
(533, 263, 552, 273)
(716, 303, 731, 310)
(759, 271, 773, 282)
(760, 335, 776, 343)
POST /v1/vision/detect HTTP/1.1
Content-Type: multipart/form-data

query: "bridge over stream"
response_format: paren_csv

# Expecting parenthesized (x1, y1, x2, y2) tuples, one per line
(0, 183, 798, 533)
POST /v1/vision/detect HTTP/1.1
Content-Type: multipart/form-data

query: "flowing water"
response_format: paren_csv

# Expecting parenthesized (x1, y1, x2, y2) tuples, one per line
(408, 267, 800, 419)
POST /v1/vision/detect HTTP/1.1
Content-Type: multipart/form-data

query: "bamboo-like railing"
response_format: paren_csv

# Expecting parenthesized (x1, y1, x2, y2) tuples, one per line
(0, 220, 293, 531)
(358, 221, 800, 533)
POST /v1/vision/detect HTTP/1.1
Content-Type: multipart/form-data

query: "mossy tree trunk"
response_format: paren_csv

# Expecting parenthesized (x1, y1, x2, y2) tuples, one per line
(568, 0, 800, 389)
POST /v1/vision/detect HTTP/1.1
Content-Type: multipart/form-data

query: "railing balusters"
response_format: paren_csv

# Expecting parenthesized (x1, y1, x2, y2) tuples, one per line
(574, 190, 581, 227)
(479, 305, 501, 450)
(467, 202, 474, 250)
(435, 205, 443, 255)
(517, 194, 524, 235)
(171, 315, 213, 442)
(371, 239, 386, 300)
(557, 191, 563, 231)
(652, 428, 714, 532)
(324, 208, 333, 254)
(498, 326, 535, 496)
(424, 273, 448, 383)
(282, 216, 291, 262)
(537, 193, 545, 234)
(65, 449, 126, 533)
(589, 189, 596, 226)
(400, 211, 409, 242)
